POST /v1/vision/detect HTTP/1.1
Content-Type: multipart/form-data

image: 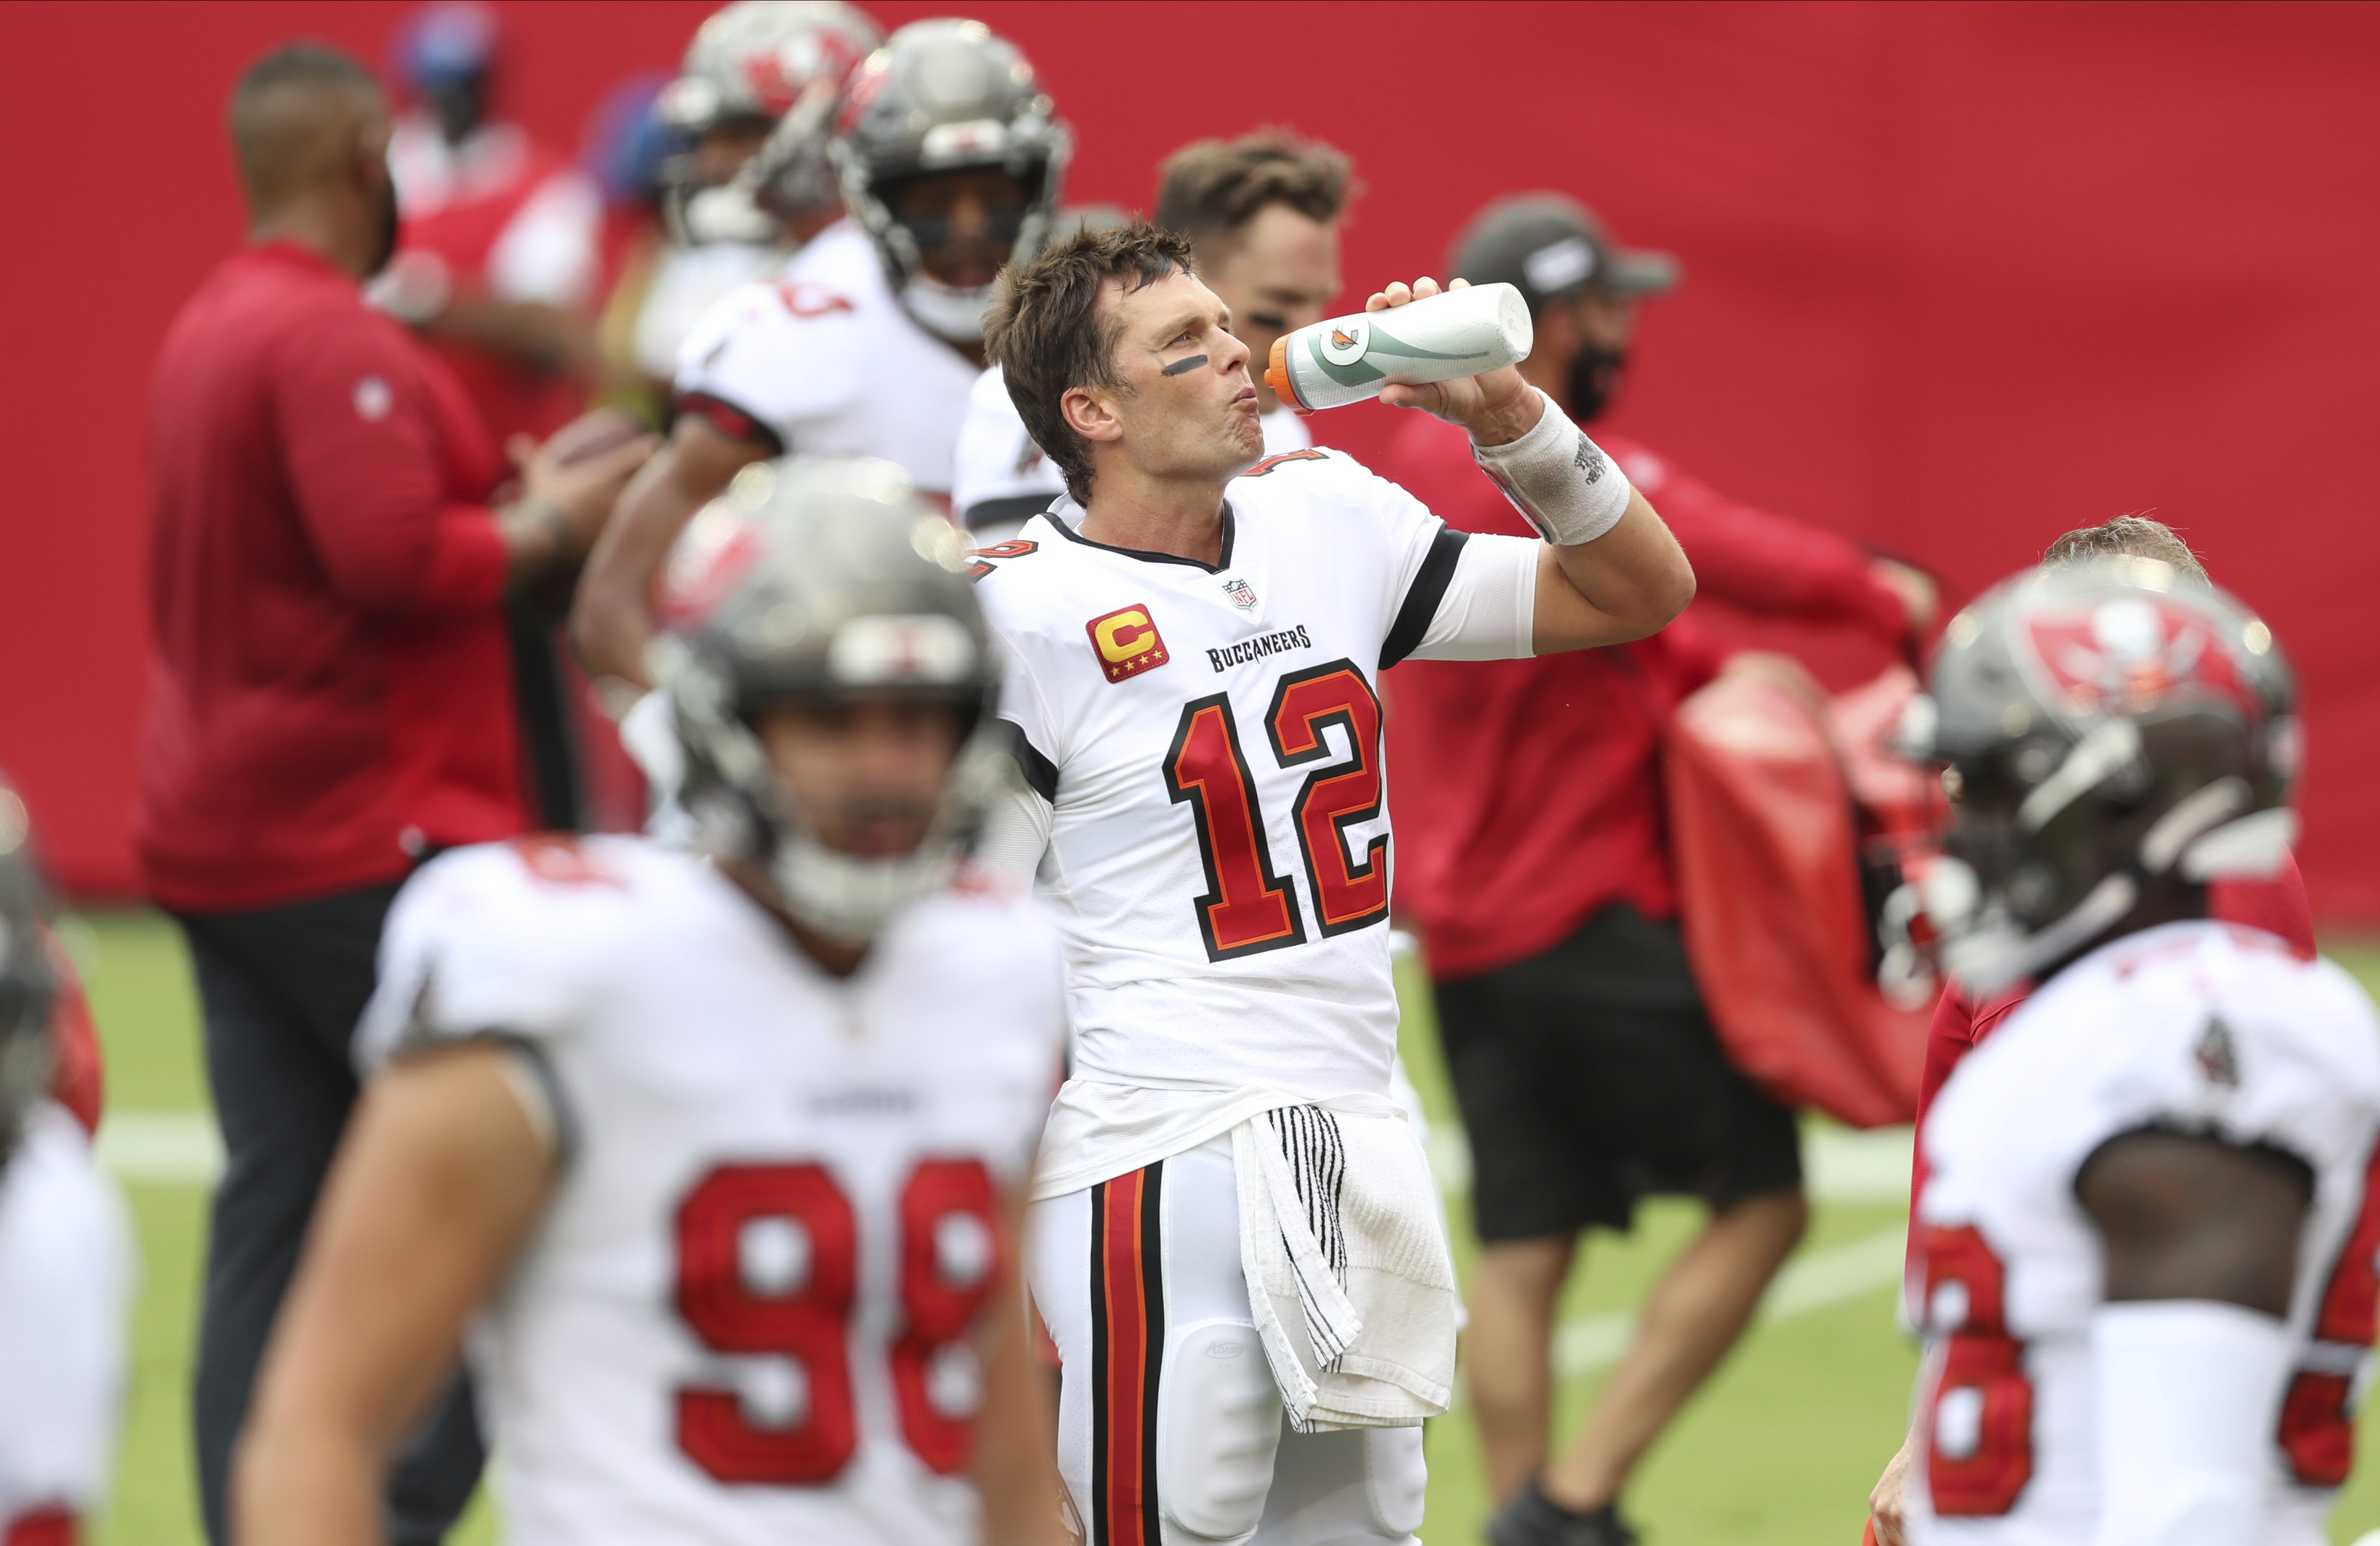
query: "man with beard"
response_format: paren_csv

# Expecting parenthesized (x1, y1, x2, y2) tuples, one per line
(138, 44, 651, 1545)
(1378, 194, 1938, 1546)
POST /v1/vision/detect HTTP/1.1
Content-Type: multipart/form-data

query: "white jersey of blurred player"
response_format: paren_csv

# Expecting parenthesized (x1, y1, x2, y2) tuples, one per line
(673, 218, 980, 501)
(953, 363, 1312, 540)
(0, 1102, 133, 1535)
(632, 239, 787, 386)
(1911, 920, 2380, 1545)
(356, 835, 1066, 1545)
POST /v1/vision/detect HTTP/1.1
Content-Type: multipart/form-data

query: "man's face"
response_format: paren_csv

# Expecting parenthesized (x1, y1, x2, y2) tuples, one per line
(752, 699, 965, 860)
(1083, 268, 1264, 486)
(692, 118, 773, 188)
(887, 167, 1031, 290)
(1202, 203, 1340, 414)
(1564, 288, 1639, 355)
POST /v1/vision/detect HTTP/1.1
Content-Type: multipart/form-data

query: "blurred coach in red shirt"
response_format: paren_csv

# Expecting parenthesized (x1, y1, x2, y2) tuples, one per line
(137, 45, 648, 1546)
(1384, 195, 1936, 1546)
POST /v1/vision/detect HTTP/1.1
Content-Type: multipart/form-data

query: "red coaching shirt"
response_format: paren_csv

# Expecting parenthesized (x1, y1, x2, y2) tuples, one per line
(1380, 411, 1910, 982)
(137, 241, 525, 914)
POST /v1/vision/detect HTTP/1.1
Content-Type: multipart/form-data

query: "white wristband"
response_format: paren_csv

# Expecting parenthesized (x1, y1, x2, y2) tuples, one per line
(1470, 387, 1631, 547)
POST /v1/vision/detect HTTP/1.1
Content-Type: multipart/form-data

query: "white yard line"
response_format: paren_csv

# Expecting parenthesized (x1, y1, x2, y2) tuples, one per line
(94, 1109, 224, 1185)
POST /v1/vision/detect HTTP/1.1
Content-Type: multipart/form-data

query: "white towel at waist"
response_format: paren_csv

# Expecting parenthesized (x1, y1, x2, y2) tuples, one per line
(1232, 1092, 1458, 1432)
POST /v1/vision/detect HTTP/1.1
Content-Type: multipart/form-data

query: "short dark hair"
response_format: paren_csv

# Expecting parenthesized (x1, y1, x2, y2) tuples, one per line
(2042, 514, 2211, 586)
(228, 43, 381, 204)
(1155, 130, 1354, 257)
(987, 223, 1197, 506)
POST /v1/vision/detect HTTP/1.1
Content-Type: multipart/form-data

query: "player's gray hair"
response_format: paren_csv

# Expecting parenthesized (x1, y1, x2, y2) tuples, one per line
(985, 223, 1197, 506)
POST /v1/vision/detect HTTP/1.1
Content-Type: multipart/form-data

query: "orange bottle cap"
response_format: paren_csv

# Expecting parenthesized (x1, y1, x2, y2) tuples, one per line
(1264, 336, 1311, 415)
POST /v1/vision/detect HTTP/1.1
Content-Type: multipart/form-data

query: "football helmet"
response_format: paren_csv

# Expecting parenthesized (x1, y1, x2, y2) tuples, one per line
(831, 19, 1070, 342)
(0, 782, 56, 1169)
(651, 456, 1005, 942)
(658, 1, 883, 244)
(1897, 557, 2299, 996)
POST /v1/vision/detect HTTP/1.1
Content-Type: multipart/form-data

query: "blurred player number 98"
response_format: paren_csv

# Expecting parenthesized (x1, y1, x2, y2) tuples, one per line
(674, 1157, 1001, 1483)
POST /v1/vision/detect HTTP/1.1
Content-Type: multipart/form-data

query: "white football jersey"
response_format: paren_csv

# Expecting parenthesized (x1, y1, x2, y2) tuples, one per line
(0, 1103, 132, 1531)
(357, 836, 1067, 1546)
(971, 449, 1537, 1196)
(673, 220, 979, 498)
(951, 363, 1311, 534)
(1911, 920, 2380, 1546)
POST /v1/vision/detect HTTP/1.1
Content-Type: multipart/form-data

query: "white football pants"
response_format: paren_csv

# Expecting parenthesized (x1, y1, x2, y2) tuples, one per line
(1028, 1134, 1427, 1546)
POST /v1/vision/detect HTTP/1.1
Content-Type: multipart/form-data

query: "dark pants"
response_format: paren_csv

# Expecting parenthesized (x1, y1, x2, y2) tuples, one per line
(178, 883, 483, 1546)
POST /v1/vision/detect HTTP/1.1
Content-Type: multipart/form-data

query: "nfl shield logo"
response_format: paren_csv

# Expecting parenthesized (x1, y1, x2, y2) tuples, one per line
(1222, 576, 1258, 611)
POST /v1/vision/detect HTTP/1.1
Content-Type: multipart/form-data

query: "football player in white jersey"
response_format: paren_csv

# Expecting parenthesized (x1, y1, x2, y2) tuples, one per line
(1892, 560, 2380, 1545)
(953, 132, 1350, 539)
(0, 794, 133, 1541)
(969, 223, 1692, 1545)
(236, 459, 1067, 1546)
(575, 18, 1070, 694)
(628, 2, 885, 397)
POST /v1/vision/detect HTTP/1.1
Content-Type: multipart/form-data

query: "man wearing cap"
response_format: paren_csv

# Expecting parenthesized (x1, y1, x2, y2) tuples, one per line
(1380, 195, 1937, 1546)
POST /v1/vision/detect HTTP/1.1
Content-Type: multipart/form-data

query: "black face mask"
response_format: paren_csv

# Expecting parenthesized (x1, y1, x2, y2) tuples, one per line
(1566, 343, 1628, 424)
(364, 168, 402, 280)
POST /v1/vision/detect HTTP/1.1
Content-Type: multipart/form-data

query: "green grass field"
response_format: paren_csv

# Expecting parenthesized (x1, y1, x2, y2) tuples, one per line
(61, 908, 2380, 1545)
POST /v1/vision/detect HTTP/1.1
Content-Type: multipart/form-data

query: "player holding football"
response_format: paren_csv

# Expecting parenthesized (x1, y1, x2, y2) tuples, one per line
(235, 459, 1067, 1545)
(971, 224, 1692, 1543)
(1892, 559, 2379, 1545)
(573, 17, 1070, 695)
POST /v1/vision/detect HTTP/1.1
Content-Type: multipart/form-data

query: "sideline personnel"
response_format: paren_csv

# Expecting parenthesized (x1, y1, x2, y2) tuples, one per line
(137, 43, 648, 1545)
(1383, 194, 1936, 1546)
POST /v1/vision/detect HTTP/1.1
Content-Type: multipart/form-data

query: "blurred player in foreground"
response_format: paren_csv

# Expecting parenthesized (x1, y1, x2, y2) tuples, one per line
(1866, 516, 2319, 1545)
(236, 459, 1066, 1545)
(0, 787, 133, 1541)
(971, 224, 1692, 1543)
(951, 131, 1352, 535)
(574, 17, 1068, 695)
(1891, 560, 2376, 1545)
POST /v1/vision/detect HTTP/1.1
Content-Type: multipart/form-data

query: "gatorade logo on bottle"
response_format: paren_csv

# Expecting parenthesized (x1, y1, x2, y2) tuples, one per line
(1320, 317, 1370, 366)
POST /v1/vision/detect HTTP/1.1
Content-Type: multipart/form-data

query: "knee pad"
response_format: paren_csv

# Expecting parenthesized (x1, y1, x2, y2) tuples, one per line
(1158, 1318, 1282, 1542)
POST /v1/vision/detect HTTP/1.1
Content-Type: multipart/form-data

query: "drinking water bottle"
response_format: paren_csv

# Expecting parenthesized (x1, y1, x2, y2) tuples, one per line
(1263, 281, 1532, 415)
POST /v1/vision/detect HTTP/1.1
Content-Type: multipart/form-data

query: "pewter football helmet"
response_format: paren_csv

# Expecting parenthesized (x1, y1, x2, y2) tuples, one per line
(651, 457, 1005, 940)
(1898, 557, 2298, 996)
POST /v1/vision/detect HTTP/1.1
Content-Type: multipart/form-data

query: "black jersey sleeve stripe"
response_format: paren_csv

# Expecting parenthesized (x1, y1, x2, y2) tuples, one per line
(1379, 524, 1472, 671)
(1007, 720, 1059, 803)
(673, 390, 786, 456)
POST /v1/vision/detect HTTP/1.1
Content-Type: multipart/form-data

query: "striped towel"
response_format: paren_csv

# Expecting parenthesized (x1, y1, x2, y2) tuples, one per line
(1232, 1096, 1458, 1431)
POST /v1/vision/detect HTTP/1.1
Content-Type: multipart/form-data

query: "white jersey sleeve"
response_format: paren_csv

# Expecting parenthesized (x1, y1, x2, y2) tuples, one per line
(673, 275, 867, 451)
(1311, 451, 1536, 668)
(357, 836, 644, 1075)
(0, 1105, 132, 1524)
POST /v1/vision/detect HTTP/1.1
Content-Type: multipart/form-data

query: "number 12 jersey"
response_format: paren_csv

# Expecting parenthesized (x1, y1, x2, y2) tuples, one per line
(971, 449, 1540, 1196)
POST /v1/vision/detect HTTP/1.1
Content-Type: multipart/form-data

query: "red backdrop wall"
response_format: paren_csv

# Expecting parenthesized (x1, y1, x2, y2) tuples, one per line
(2, 1, 2375, 919)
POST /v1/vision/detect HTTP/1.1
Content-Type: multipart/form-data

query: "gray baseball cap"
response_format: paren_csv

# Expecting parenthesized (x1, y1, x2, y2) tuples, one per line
(1447, 194, 1680, 314)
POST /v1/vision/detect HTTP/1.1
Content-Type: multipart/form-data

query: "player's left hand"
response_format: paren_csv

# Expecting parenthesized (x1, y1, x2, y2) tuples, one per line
(1368, 277, 1542, 446)
(1867, 1434, 1915, 1546)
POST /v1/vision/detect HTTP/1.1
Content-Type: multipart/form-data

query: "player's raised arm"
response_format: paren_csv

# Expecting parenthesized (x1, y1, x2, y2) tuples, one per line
(1372, 278, 1694, 652)
(234, 1042, 555, 1546)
